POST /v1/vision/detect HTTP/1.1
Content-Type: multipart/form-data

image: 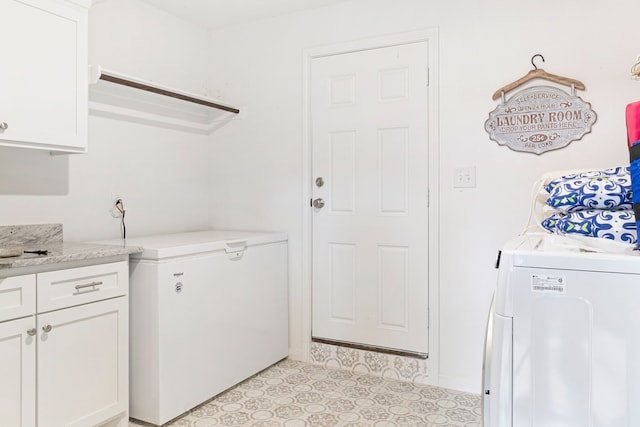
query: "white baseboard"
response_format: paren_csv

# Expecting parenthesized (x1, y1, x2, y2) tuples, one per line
(287, 347, 303, 361)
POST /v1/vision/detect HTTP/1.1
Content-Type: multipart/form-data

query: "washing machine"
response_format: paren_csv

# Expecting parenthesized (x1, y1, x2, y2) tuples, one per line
(483, 234, 640, 426)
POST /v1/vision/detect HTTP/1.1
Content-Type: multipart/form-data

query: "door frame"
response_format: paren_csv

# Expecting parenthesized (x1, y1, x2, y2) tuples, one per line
(301, 28, 441, 385)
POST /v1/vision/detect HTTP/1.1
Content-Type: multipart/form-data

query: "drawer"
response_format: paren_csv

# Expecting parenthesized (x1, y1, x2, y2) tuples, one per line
(37, 261, 128, 313)
(0, 274, 36, 322)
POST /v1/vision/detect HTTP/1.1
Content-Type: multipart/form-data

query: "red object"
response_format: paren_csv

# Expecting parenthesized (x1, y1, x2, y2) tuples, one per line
(627, 101, 640, 147)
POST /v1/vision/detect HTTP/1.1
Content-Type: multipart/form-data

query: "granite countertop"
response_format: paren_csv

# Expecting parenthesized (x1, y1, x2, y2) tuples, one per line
(0, 224, 142, 269)
(0, 241, 143, 269)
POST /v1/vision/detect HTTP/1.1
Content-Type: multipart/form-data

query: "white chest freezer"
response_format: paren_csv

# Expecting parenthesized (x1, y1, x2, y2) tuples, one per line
(483, 234, 640, 427)
(112, 230, 288, 426)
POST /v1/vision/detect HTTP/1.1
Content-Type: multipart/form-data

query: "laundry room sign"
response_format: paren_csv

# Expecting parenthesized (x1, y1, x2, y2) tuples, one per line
(486, 55, 597, 154)
(485, 86, 597, 154)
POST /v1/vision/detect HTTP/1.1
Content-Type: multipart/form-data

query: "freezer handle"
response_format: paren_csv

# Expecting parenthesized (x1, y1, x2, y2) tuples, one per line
(225, 240, 247, 259)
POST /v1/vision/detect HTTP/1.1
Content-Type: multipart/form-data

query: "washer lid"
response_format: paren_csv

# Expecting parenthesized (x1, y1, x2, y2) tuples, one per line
(501, 233, 640, 272)
(99, 230, 287, 260)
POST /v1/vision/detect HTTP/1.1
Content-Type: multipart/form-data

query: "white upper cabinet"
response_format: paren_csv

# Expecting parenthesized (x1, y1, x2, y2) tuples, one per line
(0, 0, 90, 153)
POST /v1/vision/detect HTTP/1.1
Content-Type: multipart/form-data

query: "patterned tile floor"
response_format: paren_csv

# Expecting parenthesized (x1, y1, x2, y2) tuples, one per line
(129, 359, 481, 427)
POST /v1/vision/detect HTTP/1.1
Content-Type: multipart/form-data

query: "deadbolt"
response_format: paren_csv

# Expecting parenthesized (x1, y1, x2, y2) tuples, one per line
(312, 198, 325, 209)
(315, 177, 325, 187)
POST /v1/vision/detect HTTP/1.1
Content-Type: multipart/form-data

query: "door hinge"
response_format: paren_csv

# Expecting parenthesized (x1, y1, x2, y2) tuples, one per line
(310, 198, 313, 207)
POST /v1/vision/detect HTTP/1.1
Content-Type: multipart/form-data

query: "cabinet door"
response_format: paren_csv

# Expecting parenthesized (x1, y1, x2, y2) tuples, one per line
(0, 316, 36, 427)
(37, 297, 128, 427)
(0, 0, 88, 153)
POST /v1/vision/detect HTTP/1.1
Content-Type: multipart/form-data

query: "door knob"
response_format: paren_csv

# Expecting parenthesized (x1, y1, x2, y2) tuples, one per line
(27, 328, 36, 337)
(312, 198, 325, 209)
(42, 325, 52, 333)
(0, 122, 7, 130)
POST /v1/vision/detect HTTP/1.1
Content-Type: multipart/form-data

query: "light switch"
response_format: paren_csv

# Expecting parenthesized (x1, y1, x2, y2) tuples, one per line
(454, 167, 476, 188)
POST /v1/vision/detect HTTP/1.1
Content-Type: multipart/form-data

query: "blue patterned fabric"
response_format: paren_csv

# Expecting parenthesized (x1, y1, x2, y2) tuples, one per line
(545, 174, 632, 214)
(542, 210, 637, 244)
(630, 150, 640, 211)
(544, 166, 629, 193)
(629, 144, 640, 246)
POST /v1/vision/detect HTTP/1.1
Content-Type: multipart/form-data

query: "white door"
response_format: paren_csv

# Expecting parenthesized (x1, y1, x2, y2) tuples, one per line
(37, 297, 128, 427)
(0, 316, 36, 427)
(311, 41, 430, 355)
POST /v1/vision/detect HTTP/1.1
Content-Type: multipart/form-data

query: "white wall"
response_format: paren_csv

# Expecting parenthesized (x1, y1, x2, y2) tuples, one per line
(204, 0, 640, 392)
(0, 0, 213, 241)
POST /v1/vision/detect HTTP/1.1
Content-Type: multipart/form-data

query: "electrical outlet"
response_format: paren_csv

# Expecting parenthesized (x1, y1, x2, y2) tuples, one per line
(110, 194, 124, 218)
(454, 167, 476, 188)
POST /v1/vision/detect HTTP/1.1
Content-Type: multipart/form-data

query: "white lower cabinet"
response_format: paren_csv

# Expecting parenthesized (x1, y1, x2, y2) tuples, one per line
(37, 297, 128, 427)
(0, 316, 36, 427)
(0, 260, 129, 427)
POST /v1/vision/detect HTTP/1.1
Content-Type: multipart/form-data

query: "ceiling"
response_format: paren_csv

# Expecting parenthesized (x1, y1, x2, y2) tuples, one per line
(141, 0, 353, 30)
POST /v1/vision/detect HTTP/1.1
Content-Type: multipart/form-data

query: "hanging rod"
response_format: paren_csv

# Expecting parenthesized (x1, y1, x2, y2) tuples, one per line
(88, 66, 240, 114)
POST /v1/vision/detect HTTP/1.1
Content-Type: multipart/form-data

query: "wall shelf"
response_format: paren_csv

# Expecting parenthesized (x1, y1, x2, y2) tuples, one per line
(88, 66, 243, 134)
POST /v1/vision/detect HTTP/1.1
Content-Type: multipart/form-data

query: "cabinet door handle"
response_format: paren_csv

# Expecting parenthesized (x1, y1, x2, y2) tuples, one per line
(74, 281, 103, 291)
(0, 122, 7, 130)
(42, 325, 52, 333)
(27, 328, 36, 337)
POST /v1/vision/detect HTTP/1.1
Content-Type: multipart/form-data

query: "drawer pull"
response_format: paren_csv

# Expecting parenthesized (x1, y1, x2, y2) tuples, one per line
(42, 325, 52, 333)
(27, 328, 36, 337)
(74, 281, 103, 292)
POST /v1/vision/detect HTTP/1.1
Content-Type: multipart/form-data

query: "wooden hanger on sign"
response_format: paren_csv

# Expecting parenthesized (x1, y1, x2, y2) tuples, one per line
(631, 58, 640, 78)
(492, 54, 586, 101)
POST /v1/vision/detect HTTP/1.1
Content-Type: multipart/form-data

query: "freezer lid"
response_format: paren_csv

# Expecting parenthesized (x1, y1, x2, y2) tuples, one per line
(98, 230, 287, 260)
